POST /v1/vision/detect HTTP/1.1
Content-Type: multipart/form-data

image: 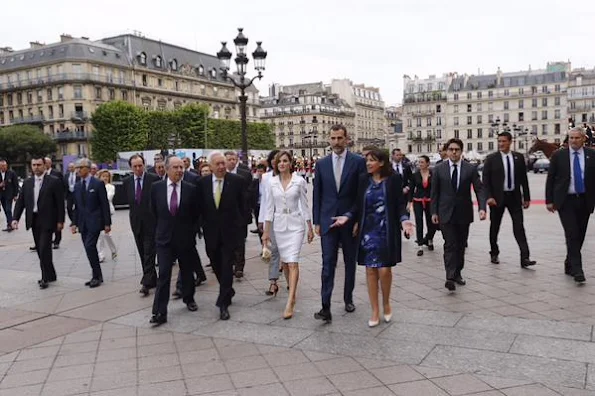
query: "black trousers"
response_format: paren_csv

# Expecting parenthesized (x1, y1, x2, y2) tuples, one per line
(32, 214, 56, 282)
(207, 240, 235, 308)
(66, 194, 75, 224)
(254, 205, 263, 243)
(81, 229, 102, 280)
(0, 195, 13, 226)
(153, 244, 196, 316)
(489, 193, 529, 259)
(133, 229, 158, 288)
(441, 222, 470, 280)
(413, 201, 436, 245)
(176, 243, 206, 291)
(53, 229, 62, 246)
(233, 229, 247, 273)
(558, 195, 591, 277)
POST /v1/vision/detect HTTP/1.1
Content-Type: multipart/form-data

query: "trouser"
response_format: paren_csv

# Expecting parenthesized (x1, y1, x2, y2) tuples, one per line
(53, 230, 62, 245)
(267, 228, 281, 281)
(441, 222, 470, 280)
(81, 230, 102, 280)
(233, 229, 247, 273)
(97, 231, 117, 259)
(0, 196, 13, 226)
(66, 194, 76, 224)
(413, 201, 436, 245)
(207, 241, 236, 308)
(558, 195, 591, 277)
(176, 244, 206, 291)
(489, 192, 530, 259)
(133, 229, 158, 288)
(321, 225, 357, 309)
(32, 215, 56, 282)
(153, 245, 196, 315)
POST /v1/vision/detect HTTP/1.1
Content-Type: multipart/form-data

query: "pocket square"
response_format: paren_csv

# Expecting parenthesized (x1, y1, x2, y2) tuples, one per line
(89, 189, 96, 193)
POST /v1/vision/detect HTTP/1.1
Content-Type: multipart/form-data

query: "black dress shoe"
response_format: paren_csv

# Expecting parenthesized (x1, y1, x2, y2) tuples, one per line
(85, 278, 103, 286)
(206, 263, 212, 268)
(574, 274, 586, 283)
(150, 314, 167, 326)
(29, 246, 37, 251)
(187, 302, 198, 311)
(445, 280, 456, 291)
(314, 309, 332, 323)
(490, 254, 500, 264)
(39, 280, 49, 289)
(521, 259, 536, 268)
(345, 303, 356, 313)
(172, 289, 182, 299)
(454, 276, 466, 286)
(139, 286, 150, 297)
(52, 244, 59, 250)
(88, 278, 102, 288)
(235, 270, 244, 279)
(220, 307, 230, 320)
(564, 259, 573, 276)
(250, 229, 259, 234)
(2, 227, 12, 232)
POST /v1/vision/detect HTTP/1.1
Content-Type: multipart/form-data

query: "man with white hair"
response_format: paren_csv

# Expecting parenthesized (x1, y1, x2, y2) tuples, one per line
(546, 126, 595, 284)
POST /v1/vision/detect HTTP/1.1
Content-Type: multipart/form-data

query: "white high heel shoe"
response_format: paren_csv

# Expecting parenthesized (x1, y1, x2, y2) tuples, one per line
(384, 312, 393, 323)
(368, 319, 380, 328)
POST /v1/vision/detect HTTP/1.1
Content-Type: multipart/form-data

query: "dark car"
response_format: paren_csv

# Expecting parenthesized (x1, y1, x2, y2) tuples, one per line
(109, 170, 133, 209)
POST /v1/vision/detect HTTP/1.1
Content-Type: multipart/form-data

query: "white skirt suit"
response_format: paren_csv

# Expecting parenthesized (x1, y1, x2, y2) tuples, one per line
(264, 173, 310, 263)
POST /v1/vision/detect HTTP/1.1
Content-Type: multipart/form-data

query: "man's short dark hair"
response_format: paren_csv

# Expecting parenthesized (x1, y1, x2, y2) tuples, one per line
(128, 154, 145, 166)
(391, 148, 402, 155)
(446, 138, 464, 150)
(419, 155, 430, 163)
(330, 124, 348, 137)
(30, 155, 44, 162)
(267, 149, 280, 168)
(498, 131, 513, 141)
(224, 151, 238, 157)
(256, 163, 267, 170)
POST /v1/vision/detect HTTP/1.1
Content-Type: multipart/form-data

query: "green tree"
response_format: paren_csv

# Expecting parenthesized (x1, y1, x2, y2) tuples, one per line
(145, 110, 176, 150)
(207, 119, 274, 150)
(174, 103, 209, 148)
(0, 125, 56, 164)
(91, 101, 148, 163)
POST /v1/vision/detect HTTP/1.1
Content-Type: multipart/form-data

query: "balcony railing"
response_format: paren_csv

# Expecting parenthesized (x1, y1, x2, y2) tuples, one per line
(0, 73, 135, 92)
(261, 107, 356, 118)
(71, 111, 90, 121)
(409, 136, 437, 143)
(11, 115, 46, 124)
(53, 131, 87, 142)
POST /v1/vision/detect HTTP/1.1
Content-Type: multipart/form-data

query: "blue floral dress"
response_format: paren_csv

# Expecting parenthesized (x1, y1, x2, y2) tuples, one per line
(358, 180, 392, 268)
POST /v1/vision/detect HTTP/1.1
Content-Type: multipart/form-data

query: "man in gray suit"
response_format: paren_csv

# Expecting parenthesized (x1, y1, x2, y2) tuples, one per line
(431, 138, 487, 291)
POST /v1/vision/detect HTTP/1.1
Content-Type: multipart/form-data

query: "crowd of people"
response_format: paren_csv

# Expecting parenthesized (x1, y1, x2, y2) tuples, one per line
(2, 123, 594, 327)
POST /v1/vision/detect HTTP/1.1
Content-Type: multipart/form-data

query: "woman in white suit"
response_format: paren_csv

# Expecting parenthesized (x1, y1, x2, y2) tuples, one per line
(263, 151, 314, 319)
(97, 170, 117, 262)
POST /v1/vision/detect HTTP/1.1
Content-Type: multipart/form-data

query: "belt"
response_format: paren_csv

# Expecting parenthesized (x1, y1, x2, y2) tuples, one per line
(413, 197, 431, 209)
(568, 193, 585, 198)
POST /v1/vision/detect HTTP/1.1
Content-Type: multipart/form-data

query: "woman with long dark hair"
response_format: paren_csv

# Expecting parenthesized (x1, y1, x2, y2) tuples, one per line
(408, 155, 436, 256)
(331, 148, 413, 327)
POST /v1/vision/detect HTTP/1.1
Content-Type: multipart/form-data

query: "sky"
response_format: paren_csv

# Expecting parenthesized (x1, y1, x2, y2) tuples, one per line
(2, 0, 595, 105)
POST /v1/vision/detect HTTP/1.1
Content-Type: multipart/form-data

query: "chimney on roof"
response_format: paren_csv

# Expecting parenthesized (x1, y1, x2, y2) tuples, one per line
(81, 36, 89, 41)
(60, 34, 73, 43)
(30, 41, 44, 49)
(496, 66, 502, 85)
(0, 47, 14, 54)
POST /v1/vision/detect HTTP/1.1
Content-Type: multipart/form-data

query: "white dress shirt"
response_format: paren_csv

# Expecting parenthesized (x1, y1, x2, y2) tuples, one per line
(449, 159, 461, 189)
(212, 174, 225, 202)
(68, 172, 76, 192)
(568, 147, 586, 194)
(500, 151, 515, 191)
(135, 173, 144, 195)
(166, 178, 181, 208)
(393, 162, 403, 175)
(33, 176, 43, 213)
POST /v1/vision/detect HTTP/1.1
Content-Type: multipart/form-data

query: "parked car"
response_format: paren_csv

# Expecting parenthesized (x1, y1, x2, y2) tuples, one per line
(109, 170, 133, 209)
(533, 159, 550, 174)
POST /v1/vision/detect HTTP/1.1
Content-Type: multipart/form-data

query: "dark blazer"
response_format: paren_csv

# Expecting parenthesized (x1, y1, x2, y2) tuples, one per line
(0, 169, 19, 199)
(250, 178, 260, 210)
(408, 170, 433, 201)
(351, 173, 409, 265)
(48, 169, 63, 181)
(183, 170, 200, 186)
(393, 162, 413, 188)
(546, 147, 595, 213)
(63, 172, 80, 196)
(13, 174, 65, 230)
(198, 173, 247, 249)
(124, 172, 160, 233)
(235, 167, 254, 224)
(482, 151, 530, 206)
(430, 160, 486, 224)
(150, 180, 199, 247)
(72, 176, 111, 233)
(312, 151, 367, 235)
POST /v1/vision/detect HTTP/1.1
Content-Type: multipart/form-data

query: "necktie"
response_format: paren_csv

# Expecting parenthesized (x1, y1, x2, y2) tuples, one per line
(506, 155, 512, 190)
(451, 164, 458, 192)
(135, 178, 142, 204)
(33, 177, 42, 212)
(334, 156, 342, 192)
(215, 179, 222, 208)
(170, 183, 178, 216)
(81, 180, 87, 206)
(574, 152, 585, 194)
(70, 173, 75, 190)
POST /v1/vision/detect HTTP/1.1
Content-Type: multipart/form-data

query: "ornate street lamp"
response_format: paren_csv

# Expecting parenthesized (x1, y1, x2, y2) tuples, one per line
(217, 28, 267, 165)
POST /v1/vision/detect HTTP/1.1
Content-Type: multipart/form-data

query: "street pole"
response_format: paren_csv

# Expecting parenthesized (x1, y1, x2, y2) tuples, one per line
(239, 88, 248, 165)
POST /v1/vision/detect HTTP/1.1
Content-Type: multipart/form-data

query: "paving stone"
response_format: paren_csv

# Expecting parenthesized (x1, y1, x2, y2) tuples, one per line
(0, 368, 49, 389)
(98, 336, 136, 350)
(41, 377, 92, 395)
(588, 364, 595, 391)
(0, 384, 43, 396)
(182, 360, 227, 379)
(342, 386, 397, 396)
(328, 370, 383, 392)
(58, 340, 99, 355)
(186, 373, 235, 395)
(273, 361, 323, 381)
(96, 346, 137, 362)
(230, 367, 278, 388)
(390, 307, 465, 327)
(389, 379, 450, 396)
(313, 356, 363, 376)
(501, 384, 561, 396)
(546, 385, 595, 396)
(138, 379, 188, 396)
(193, 321, 313, 347)
(282, 376, 336, 396)
(224, 354, 269, 374)
(432, 373, 493, 395)
(414, 365, 465, 379)
(456, 313, 593, 341)
(8, 356, 54, 373)
(378, 321, 517, 352)
(179, 348, 221, 365)
(475, 375, 536, 390)
(138, 364, 183, 385)
(93, 358, 137, 376)
(510, 334, 595, 364)
(218, 343, 260, 360)
(15, 345, 60, 361)
(46, 363, 94, 382)
(262, 349, 309, 367)
(371, 364, 425, 385)
(89, 386, 137, 396)
(423, 345, 587, 389)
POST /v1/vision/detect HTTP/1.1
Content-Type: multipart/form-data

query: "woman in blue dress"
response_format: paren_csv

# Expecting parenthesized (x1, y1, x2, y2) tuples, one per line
(332, 148, 413, 327)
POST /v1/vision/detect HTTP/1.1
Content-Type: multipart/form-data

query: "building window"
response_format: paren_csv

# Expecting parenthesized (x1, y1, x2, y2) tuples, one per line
(478, 142, 483, 151)
(542, 85, 548, 93)
(58, 87, 64, 100)
(488, 114, 494, 123)
(542, 124, 548, 135)
(477, 115, 482, 124)
(436, 104, 441, 113)
(47, 89, 52, 101)
(467, 129, 472, 139)
(454, 117, 459, 126)
(555, 96, 561, 106)
(437, 117, 442, 126)
(467, 116, 472, 125)
(518, 100, 524, 109)
(488, 141, 494, 151)
(531, 111, 537, 120)
(17, 93, 22, 105)
(532, 125, 538, 134)
(171, 59, 178, 71)
(454, 104, 459, 113)
(139, 52, 147, 65)
(466, 92, 472, 100)
(210, 69, 217, 78)
(467, 142, 472, 151)
(122, 90, 128, 100)
(197, 65, 204, 76)
(58, 104, 64, 118)
(477, 128, 483, 138)
(504, 101, 509, 110)
(477, 92, 482, 99)
(454, 93, 459, 101)
(426, 117, 432, 126)
(454, 129, 459, 139)
(519, 88, 524, 95)
(109, 89, 115, 100)
(158, 78, 163, 87)
(477, 103, 482, 112)
(142, 74, 147, 86)
(518, 112, 524, 122)
(74, 85, 82, 99)
(37, 90, 42, 103)
(542, 98, 548, 107)
(95, 87, 102, 100)
(48, 106, 53, 118)
(407, 119, 412, 127)
(155, 56, 162, 68)
(436, 129, 442, 139)
(488, 91, 493, 98)
(532, 98, 538, 108)
(532, 86, 537, 94)
(555, 123, 561, 134)
(27, 92, 33, 104)
(503, 113, 509, 122)
(7, 95, 12, 106)
(467, 104, 472, 112)
(541, 110, 548, 120)
(504, 89, 510, 96)
(416, 118, 422, 127)
(555, 84, 561, 92)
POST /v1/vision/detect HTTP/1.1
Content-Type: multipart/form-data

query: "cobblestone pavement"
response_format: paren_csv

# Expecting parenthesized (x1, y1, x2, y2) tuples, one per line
(0, 174, 594, 395)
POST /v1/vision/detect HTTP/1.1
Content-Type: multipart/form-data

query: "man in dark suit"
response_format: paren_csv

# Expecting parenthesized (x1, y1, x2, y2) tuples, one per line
(391, 148, 413, 193)
(431, 138, 487, 291)
(12, 157, 65, 289)
(44, 157, 64, 249)
(435, 143, 449, 165)
(0, 159, 19, 232)
(251, 163, 267, 242)
(312, 124, 367, 322)
(147, 153, 164, 174)
(63, 162, 80, 226)
(546, 126, 595, 283)
(483, 132, 536, 268)
(183, 157, 199, 175)
(224, 150, 253, 279)
(154, 160, 167, 180)
(124, 154, 160, 296)
(198, 152, 248, 320)
(149, 156, 199, 326)
(71, 158, 111, 288)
